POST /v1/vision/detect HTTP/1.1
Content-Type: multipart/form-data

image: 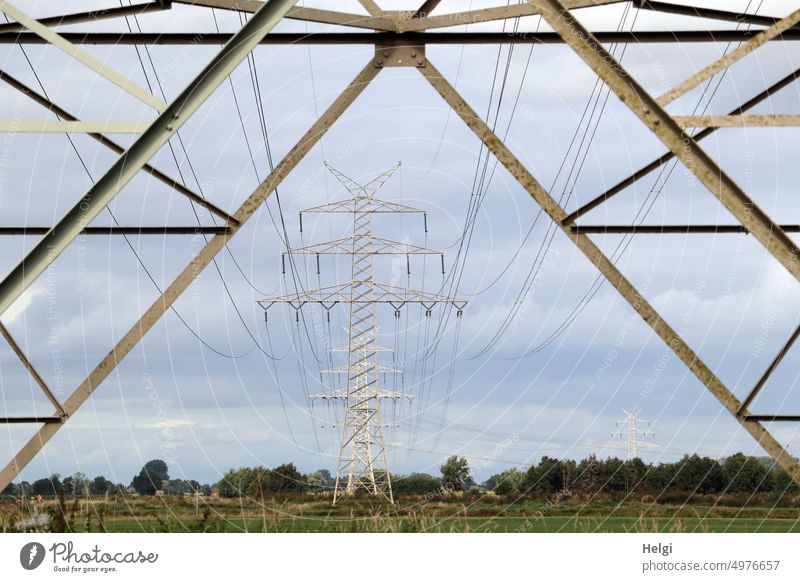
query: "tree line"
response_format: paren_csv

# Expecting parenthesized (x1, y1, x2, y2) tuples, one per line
(482, 453, 800, 497)
(1, 459, 213, 498)
(3, 452, 797, 500)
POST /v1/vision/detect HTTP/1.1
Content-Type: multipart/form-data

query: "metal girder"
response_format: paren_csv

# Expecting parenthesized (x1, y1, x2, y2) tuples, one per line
(400, 0, 623, 32)
(673, 114, 800, 127)
(284, 236, 440, 255)
(531, 0, 800, 286)
(0, 0, 297, 320)
(14, 113, 796, 135)
(175, 0, 396, 31)
(259, 282, 464, 309)
(635, 1, 786, 28)
(0, 1, 166, 112)
(738, 323, 800, 415)
(656, 7, 800, 107)
(0, 417, 62, 424)
(562, 66, 800, 226)
(744, 416, 800, 422)
(0, 227, 230, 236)
(0, 2, 169, 33)
(413, 0, 442, 19)
(357, 0, 384, 17)
(0, 322, 65, 417)
(572, 225, 800, 234)
(0, 121, 149, 133)
(8, 30, 800, 45)
(0, 68, 238, 226)
(0, 59, 380, 492)
(417, 59, 800, 485)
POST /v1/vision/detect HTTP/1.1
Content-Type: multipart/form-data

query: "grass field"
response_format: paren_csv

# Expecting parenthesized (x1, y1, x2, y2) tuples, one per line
(4, 494, 800, 533)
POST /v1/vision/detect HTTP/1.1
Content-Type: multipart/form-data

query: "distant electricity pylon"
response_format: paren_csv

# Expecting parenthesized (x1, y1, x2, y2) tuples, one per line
(612, 409, 654, 460)
(259, 163, 465, 503)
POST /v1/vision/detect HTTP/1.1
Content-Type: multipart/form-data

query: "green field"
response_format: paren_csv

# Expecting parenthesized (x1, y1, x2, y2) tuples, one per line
(4, 494, 800, 533)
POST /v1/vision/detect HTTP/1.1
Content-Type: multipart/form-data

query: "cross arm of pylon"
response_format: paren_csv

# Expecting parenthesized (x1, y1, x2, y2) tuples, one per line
(309, 389, 412, 400)
(300, 197, 426, 215)
(258, 282, 466, 308)
(283, 236, 441, 255)
(322, 365, 402, 374)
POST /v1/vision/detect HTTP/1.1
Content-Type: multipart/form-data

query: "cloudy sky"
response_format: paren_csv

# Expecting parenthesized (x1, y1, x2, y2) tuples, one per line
(2, 0, 800, 487)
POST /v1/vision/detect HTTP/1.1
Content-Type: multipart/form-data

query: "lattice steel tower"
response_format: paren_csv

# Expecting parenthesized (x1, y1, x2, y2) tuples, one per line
(613, 409, 654, 460)
(259, 163, 464, 503)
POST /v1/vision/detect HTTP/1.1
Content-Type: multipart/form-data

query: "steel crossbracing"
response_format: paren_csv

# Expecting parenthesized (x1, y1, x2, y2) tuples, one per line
(2, 0, 800, 491)
(259, 164, 464, 502)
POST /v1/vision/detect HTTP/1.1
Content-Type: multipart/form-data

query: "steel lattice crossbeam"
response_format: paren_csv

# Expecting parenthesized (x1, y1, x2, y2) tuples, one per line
(1, 0, 800, 493)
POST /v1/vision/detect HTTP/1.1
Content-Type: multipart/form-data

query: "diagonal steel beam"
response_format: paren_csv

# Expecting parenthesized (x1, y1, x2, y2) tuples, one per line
(673, 114, 800, 128)
(0, 2, 169, 34)
(0, 68, 238, 226)
(0, 322, 65, 417)
(635, 1, 786, 28)
(0, 0, 297, 320)
(357, 0, 384, 17)
(0, 120, 149, 133)
(656, 6, 800, 107)
(0, 0, 166, 111)
(531, 0, 800, 285)
(417, 60, 800, 485)
(176, 0, 396, 31)
(0, 59, 380, 492)
(0, 227, 231, 236)
(562, 66, 800, 225)
(401, 0, 623, 32)
(738, 323, 800, 415)
(413, 0, 442, 19)
(572, 224, 800, 234)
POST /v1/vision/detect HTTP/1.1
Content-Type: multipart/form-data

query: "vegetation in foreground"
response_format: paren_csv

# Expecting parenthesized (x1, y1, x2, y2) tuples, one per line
(2, 492, 799, 533)
(2, 452, 798, 533)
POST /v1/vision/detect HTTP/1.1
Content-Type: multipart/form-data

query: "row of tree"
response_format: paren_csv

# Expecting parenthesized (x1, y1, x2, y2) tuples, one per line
(1, 459, 212, 498)
(482, 453, 800, 496)
(4, 453, 798, 499)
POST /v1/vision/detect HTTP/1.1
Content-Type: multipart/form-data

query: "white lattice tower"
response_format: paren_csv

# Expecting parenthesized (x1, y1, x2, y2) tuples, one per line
(259, 162, 465, 503)
(613, 409, 654, 460)
(339, 191, 388, 499)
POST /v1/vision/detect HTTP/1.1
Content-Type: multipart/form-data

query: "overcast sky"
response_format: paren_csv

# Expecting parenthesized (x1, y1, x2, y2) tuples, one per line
(2, 0, 800, 486)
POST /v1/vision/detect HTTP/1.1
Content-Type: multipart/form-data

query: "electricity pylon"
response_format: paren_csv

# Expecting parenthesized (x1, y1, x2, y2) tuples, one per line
(612, 409, 654, 460)
(259, 162, 465, 503)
